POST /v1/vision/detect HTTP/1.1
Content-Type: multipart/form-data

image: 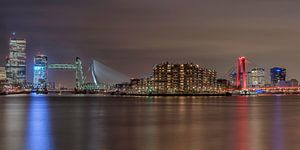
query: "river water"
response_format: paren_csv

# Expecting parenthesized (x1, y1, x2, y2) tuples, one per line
(0, 95, 299, 150)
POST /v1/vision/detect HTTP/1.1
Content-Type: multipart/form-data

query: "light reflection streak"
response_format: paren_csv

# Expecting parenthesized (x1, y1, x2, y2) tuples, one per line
(273, 97, 283, 150)
(3, 100, 26, 150)
(249, 102, 263, 150)
(235, 96, 249, 150)
(26, 95, 53, 150)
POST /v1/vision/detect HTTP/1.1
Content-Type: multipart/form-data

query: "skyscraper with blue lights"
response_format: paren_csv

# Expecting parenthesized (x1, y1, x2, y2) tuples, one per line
(33, 54, 48, 90)
(270, 67, 286, 86)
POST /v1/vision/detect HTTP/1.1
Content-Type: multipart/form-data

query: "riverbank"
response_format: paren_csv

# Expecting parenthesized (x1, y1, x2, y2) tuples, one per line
(125, 93, 232, 96)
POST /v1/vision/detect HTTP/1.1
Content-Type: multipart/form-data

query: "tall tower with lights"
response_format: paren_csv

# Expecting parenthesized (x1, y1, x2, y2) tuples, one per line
(236, 57, 247, 89)
(33, 54, 48, 90)
(270, 67, 286, 86)
(5, 33, 27, 86)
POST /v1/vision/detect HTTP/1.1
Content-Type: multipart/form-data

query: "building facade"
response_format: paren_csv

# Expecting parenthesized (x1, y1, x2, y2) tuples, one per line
(137, 76, 154, 93)
(246, 71, 252, 87)
(250, 68, 265, 87)
(270, 67, 286, 86)
(6, 37, 27, 86)
(0, 67, 7, 81)
(229, 72, 237, 88)
(33, 54, 48, 90)
(153, 62, 216, 94)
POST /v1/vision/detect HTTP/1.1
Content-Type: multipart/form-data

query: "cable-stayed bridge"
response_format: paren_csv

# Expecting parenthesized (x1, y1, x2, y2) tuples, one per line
(90, 60, 130, 86)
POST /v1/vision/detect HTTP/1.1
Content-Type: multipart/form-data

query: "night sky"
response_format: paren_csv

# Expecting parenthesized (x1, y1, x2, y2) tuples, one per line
(1, 0, 300, 87)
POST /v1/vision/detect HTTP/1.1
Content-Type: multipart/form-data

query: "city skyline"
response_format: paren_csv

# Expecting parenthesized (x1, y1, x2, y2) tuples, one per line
(0, 34, 297, 88)
(2, 0, 300, 87)
(2, 1, 300, 150)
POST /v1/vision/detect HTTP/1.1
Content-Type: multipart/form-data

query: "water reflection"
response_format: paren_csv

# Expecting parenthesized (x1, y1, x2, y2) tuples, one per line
(0, 95, 297, 150)
(249, 98, 264, 150)
(273, 97, 283, 150)
(0, 97, 27, 150)
(235, 96, 249, 150)
(26, 95, 53, 150)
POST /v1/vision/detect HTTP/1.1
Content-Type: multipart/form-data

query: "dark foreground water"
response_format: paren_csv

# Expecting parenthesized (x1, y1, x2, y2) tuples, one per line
(0, 95, 300, 150)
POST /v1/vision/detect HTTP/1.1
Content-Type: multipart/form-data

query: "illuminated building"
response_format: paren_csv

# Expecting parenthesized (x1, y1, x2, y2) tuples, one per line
(0, 67, 7, 91)
(201, 67, 217, 89)
(153, 62, 216, 94)
(6, 35, 27, 86)
(33, 54, 48, 90)
(229, 72, 237, 87)
(129, 78, 140, 92)
(246, 71, 252, 87)
(137, 76, 154, 93)
(127, 77, 154, 94)
(270, 67, 286, 86)
(249, 68, 265, 87)
(0, 67, 7, 81)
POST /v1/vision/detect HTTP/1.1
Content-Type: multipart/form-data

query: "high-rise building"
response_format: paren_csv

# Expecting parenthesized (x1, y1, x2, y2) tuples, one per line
(153, 62, 216, 94)
(270, 67, 286, 86)
(6, 35, 26, 86)
(250, 68, 265, 87)
(229, 72, 237, 87)
(33, 54, 48, 90)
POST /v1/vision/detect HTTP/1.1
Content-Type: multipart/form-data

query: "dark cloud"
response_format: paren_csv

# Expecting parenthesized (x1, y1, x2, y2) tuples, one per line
(1, 0, 300, 87)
